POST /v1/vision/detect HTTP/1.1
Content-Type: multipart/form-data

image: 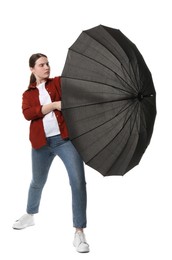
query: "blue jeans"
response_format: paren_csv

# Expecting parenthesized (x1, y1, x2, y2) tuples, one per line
(27, 135, 87, 228)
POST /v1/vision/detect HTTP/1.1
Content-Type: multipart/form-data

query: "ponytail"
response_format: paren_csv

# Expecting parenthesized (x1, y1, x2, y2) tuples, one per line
(29, 73, 36, 85)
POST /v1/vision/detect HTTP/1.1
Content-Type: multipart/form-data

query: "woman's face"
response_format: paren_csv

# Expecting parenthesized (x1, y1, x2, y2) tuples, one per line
(31, 56, 50, 83)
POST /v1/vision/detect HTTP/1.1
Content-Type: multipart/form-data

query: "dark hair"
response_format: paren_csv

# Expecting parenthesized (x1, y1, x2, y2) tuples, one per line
(29, 53, 47, 85)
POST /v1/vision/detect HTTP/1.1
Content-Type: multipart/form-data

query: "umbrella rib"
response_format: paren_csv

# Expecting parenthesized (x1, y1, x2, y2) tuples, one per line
(84, 102, 140, 175)
(87, 101, 139, 154)
(103, 103, 140, 176)
(61, 76, 135, 98)
(62, 92, 137, 110)
(71, 101, 136, 140)
(69, 48, 137, 93)
(63, 98, 134, 110)
(81, 31, 138, 91)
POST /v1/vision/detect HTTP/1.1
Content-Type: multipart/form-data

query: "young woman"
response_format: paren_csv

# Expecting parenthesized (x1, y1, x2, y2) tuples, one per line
(13, 53, 89, 253)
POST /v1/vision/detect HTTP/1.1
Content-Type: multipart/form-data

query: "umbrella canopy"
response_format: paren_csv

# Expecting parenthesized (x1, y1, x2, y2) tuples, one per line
(61, 25, 156, 176)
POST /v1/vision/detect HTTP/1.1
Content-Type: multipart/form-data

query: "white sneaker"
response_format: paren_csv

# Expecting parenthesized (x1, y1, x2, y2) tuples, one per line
(73, 231, 90, 253)
(13, 214, 35, 230)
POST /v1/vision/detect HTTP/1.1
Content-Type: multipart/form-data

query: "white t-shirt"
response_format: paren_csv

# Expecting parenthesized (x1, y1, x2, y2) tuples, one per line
(37, 82, 60, 137)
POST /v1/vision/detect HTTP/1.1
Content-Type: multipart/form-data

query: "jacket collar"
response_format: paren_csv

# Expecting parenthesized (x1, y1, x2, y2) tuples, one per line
(28, 78, 52, 89)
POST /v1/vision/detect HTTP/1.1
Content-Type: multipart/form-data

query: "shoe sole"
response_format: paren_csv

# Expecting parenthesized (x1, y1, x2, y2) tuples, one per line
(12, 223, 35, 230)
(77, 250, 90, 253)
(73, 243, 90, 253)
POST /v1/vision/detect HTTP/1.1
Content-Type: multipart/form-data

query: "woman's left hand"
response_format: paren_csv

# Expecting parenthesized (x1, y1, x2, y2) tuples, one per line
(53, 101, 61, 111)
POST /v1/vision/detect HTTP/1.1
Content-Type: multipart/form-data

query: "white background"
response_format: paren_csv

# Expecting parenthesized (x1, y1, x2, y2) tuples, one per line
(0, 0, 171, 259)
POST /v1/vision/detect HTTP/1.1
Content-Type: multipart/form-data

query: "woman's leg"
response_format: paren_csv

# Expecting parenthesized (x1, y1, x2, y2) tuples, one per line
(27, 145, 55, 214)
(54, 137, 87, 228)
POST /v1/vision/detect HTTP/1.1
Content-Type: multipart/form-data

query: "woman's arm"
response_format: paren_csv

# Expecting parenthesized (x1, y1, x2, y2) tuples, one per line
(22, 92, 61, 120)
(41, 101, 61, 115)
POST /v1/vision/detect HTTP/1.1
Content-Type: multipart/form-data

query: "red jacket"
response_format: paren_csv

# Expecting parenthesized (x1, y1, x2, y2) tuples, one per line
(22, 76, 69, 149)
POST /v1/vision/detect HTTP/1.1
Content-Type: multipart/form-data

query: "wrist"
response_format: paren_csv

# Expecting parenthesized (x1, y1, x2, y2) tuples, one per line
(52, 102, 55, 110)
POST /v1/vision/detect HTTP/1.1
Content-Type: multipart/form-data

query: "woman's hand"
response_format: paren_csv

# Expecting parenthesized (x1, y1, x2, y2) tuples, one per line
(53, 101, 61, 111)
(41, 101, 61, 115)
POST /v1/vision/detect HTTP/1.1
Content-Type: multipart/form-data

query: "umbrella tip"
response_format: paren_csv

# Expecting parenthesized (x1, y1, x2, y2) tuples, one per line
(137, 92, 144, 101)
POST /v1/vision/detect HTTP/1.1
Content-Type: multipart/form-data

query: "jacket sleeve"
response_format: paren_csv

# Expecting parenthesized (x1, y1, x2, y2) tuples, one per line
(22, 92, 44, 121)
(54, 76, 62, 98)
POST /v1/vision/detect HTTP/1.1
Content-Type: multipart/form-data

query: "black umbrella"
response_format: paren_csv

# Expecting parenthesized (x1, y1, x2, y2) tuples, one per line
(61, 25, 156, 176)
